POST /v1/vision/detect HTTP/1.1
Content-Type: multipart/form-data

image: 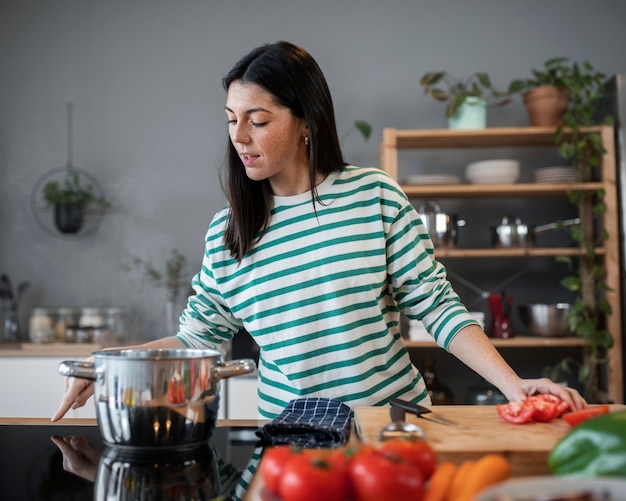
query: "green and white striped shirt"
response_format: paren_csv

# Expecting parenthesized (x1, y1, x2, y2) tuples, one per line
(176, 166, 477, 419)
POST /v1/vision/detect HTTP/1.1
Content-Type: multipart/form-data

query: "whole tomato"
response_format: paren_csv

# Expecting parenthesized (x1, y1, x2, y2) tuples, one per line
(259, 445, 299, 496)
(280, 451, 350, 501)
(349, 449, 424, 501)
(379, 438, 437, 479)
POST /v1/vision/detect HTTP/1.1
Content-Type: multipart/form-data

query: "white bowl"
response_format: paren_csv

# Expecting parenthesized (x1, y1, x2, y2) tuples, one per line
(466, 159, 520, 177)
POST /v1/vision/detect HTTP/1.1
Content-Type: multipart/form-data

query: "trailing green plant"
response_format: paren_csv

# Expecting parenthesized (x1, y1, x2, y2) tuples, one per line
(542, 58, 614, 401)
(420, 71, 509, 118)
(43, 168, 111, 208)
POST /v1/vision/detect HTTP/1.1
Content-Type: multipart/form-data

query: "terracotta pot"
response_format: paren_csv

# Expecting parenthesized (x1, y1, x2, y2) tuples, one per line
(522, 85, 569, 126)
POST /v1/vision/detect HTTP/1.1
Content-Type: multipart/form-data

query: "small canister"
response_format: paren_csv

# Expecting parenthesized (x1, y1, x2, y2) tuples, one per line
(76, 307, 105, 343)
(29, 308, 55, 344)
(54, 307, 77, 342)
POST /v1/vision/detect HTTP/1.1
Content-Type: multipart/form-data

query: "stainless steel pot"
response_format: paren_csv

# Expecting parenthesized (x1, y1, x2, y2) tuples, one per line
(59, 348, 255, 450)
(95, 444, 220, 500)
(491, 216, 580, 248)
(418, 201, 466, 249)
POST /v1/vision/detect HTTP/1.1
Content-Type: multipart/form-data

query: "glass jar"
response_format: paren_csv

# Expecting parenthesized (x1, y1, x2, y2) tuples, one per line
(29, 308, 55, 344)
(76, 307, 104, 343)
(104, 307, 125, 342)
(54, 307, 77, 342)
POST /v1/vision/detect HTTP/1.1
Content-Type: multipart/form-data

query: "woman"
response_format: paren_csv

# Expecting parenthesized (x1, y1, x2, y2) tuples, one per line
(54, 40, 586, 423)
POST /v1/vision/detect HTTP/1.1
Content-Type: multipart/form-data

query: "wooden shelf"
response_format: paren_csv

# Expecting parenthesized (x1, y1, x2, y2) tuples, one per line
(402, 182, 603, 199)
(404, 336, 587, 349)
(382, 126, 604, 150)
(432, 247, 605, 259)
(381, 125, 622, 404)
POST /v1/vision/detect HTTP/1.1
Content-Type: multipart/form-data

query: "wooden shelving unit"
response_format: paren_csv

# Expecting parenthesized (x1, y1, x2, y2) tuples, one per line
(381, 125, 623, 403)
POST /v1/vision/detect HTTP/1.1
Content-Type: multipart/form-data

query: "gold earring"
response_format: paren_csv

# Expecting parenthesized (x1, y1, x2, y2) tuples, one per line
(304, 136, 310, 146)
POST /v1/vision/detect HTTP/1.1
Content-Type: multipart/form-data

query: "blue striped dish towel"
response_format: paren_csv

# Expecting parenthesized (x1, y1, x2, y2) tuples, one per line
(255, 397, 352, 448)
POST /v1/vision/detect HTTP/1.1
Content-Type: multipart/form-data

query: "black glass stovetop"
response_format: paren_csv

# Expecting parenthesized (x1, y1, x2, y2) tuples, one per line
(0, 423, 258, 501)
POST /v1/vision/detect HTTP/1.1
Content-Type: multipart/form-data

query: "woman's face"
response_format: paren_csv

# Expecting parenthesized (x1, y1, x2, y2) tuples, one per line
(225, 80, 310, 196)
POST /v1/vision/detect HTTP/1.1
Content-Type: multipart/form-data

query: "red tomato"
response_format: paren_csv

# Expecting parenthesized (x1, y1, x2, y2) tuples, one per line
(533, 394, 571, 417)
(280, 451, 350, 501)
(260, 445, 299, 496)
(349, 449, 424, 501)
(379, 438, 437, 479)
(562, 405, 610, 426)
(497, 400, 535, 424)
(525, 396, 560, 422)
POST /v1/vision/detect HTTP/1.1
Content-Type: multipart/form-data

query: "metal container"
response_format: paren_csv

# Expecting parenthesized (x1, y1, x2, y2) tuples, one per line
(59, 348, 255, 450)
(95, 444, 220, 500)
(491, 216, 580, 248)
(417, 201, 465, 249)
(518, 303, 571, 337)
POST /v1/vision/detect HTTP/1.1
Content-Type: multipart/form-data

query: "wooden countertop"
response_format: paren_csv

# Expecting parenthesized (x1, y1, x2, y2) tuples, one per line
(0, 343, 102, 358)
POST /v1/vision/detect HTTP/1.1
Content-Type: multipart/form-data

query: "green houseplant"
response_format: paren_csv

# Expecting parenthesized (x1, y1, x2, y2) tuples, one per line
(529, 58, 613, 401)
(419, 72, 509, 127)
(43, 168, 111, 234)
(508, 57, 607, 127)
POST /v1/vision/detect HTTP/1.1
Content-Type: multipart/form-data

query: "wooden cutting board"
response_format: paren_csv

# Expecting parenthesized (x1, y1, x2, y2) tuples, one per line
(355, 405, 570, 477)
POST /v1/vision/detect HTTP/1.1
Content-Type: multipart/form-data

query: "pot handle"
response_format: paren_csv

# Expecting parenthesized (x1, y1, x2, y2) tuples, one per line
(534, 217, 580, 234)
(214, 358, 256, 380)
(58, 360, 97, 381)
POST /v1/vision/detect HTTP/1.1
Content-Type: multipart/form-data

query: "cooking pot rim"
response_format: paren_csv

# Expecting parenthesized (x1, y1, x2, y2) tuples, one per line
(92, 347, 222, 360)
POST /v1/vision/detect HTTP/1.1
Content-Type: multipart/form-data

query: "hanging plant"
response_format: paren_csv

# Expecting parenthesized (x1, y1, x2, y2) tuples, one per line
(544, 58, 614, 401)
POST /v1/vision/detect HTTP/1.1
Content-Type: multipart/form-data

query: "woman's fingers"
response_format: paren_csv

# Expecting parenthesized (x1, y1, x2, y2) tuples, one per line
(51, 377, 94, 421)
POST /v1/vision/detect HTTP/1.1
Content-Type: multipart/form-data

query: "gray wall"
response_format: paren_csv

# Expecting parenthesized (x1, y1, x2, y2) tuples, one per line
(2, 0, 626, 341)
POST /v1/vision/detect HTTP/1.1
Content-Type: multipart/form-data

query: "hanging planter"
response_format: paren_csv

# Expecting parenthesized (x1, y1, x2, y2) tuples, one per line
(30, 102, 111, 238)
(54, 202, 86, 234)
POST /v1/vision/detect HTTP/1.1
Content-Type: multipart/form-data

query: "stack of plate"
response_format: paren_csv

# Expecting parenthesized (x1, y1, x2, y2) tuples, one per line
(465, 159, 520, 184)
(400, 174, 461, 185)
(533, 166, 578, 183)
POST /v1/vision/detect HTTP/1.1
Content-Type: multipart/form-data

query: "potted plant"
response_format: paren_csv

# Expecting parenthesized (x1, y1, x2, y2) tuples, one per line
(43, 167, 111, 234)
(507, 57, 606, 127)
(419, 72, 509, 129)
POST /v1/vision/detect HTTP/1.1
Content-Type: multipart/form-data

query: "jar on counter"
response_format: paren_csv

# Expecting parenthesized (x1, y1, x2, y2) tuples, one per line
(54, 307, 77, 342)
(104, 307, 125, 343)
(75, 307, 105, 343)
(29, 308, 55, 344)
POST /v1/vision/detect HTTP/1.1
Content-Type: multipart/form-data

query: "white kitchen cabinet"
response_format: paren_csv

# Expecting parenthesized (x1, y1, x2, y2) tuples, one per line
(224, 376, 259, 419)
(0, 357, 96, 418)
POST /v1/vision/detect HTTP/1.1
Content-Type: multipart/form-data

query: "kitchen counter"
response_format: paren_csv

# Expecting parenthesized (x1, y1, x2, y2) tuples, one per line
(0, 342, 102, 357)
(245, 404, 626, 500)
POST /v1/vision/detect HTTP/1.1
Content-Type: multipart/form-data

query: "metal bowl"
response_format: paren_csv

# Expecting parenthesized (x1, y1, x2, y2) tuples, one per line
(517, 303, 571, 337)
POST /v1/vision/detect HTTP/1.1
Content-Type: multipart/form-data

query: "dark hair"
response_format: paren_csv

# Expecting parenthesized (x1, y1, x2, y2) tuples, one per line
(222, 41, 345, 261)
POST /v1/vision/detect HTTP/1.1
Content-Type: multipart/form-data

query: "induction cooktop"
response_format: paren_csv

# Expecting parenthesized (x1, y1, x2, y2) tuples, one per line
(0, 423, 258, 500)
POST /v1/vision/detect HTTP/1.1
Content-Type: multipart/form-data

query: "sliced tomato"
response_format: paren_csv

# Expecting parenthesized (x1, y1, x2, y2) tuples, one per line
(525, 396, 560, 422)
(562, 405, 610, 426)
(496, 401, 535, 424)
(533, 394, 569, 415)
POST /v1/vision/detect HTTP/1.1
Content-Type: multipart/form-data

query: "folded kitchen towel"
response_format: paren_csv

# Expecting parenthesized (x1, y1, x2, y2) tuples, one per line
(255, 397, 352, 448)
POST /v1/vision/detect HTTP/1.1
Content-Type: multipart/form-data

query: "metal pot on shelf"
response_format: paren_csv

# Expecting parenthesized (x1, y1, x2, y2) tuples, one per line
(490, 216, 580, 248)
(59, 348, 255, 450)
(417, 201, 466, 249)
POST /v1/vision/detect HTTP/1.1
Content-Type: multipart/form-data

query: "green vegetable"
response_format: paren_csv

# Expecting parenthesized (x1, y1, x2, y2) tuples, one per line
(548, 410, 626, 477)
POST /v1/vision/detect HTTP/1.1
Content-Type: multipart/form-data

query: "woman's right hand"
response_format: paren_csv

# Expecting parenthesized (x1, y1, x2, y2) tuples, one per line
(52, 375, 95, 422)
